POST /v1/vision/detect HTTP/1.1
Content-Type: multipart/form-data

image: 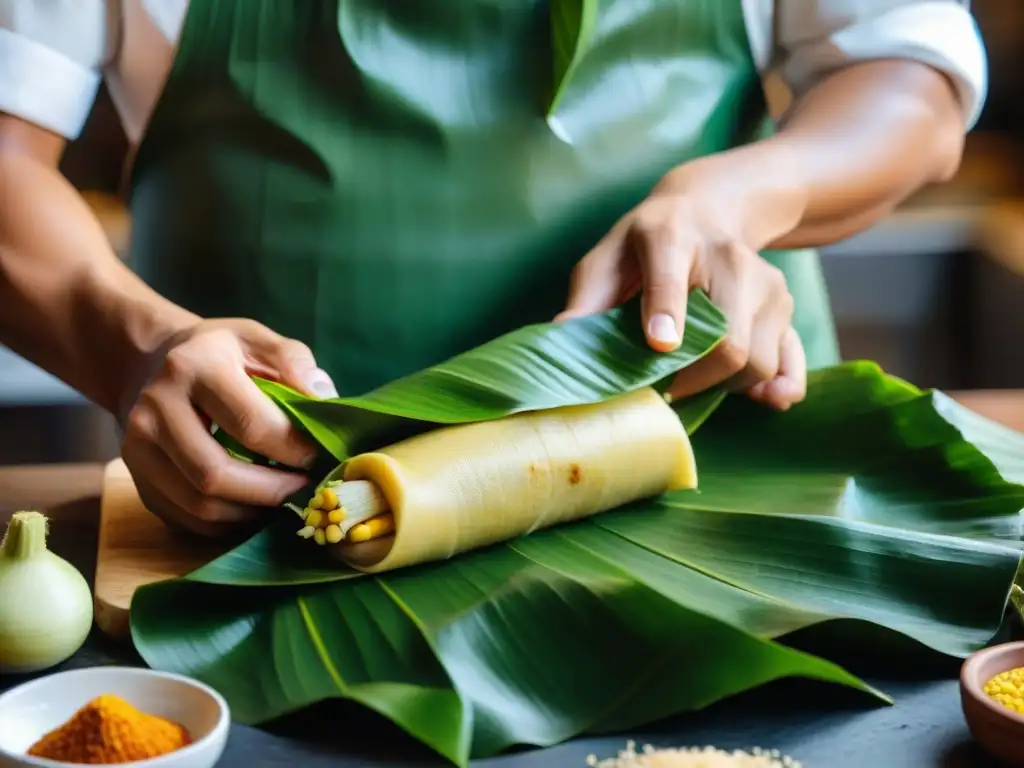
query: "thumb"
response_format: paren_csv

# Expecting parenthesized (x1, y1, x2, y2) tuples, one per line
(245, 326, 339, 399)
(282, 349, 339, 400)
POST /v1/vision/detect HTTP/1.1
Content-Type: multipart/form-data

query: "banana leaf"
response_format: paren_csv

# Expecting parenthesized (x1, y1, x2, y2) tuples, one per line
(217, 291, 726, 472)
(548, 0, 599, 116)
(130, 294, 1024, 766)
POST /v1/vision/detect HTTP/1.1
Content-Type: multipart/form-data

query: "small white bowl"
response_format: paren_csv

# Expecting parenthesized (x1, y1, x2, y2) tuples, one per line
(0, 667, 229, 767)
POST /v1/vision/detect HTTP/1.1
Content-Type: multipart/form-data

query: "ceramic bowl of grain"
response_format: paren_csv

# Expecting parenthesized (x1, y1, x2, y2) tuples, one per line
(0, 666, 229, 767)
(961, 641, 1024, 765)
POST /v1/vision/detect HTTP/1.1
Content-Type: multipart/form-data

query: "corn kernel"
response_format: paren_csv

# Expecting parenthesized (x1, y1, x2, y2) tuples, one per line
(328, 508, 346, 525)
(347, 513, 395, 543)
(296, 526, 315, 539)
(321, 487, 339, 510)
(325, 524, 343, 544)
(313, 528, 326, 546)
(305, 509, 324, 529)
(309, 490, 325, 510)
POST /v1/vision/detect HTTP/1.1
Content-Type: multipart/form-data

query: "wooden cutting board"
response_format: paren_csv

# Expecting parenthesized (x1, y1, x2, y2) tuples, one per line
(94, 460, 228, 639)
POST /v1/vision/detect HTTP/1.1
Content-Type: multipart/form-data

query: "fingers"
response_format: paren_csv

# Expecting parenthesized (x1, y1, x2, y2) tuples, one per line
(121, 319, 333, 539)
(192, 365, 317, 470)
(142, 385, 310, 507)
(123, 433, 265, 539)
(239, 324, 339, 400)
(749, 327, 807, 411)
(633, 209, 693, 352)
(558, 188, 803, 407)
(557, 218, 633, 322)
(561, 204, 696, 354)
(664, 245, 756, 401)
(665, 244, 800, 404)
(127, 372, 310, 526)
(557, 246, 625, 322)
(725, 302, 784, 393)
(665, 340, 746, 402)
(159, 325, 323, 469)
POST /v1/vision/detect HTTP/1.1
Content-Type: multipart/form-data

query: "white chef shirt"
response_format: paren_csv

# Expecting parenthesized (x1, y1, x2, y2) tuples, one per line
(0, 0, 988, 144)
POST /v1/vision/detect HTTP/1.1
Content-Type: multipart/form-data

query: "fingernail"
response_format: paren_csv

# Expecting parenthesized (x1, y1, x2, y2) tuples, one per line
(299, 451, 317, 469)
(648, 314, 679, 345)
(305, 370, 338, 400)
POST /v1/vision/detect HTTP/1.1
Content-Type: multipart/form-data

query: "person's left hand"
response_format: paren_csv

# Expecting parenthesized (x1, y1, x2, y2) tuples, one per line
(556, 160, 807, 411)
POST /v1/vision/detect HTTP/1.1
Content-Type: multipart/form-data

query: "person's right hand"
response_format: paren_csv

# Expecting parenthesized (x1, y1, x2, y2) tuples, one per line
(120, 319, 338, 538)
(556, 159, 807, 411)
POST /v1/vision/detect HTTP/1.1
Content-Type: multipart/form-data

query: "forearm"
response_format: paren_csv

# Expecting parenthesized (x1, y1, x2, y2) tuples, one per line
(670, 60, 966, 251)
(0, 148, 198, 415)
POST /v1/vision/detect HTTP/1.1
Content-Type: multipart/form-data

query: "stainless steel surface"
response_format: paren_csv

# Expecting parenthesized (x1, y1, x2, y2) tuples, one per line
(0, 347, 83, 405)
(0, 404, 119, 466)
(822, 206, 982, 261)
(966, 254, 1024, 388)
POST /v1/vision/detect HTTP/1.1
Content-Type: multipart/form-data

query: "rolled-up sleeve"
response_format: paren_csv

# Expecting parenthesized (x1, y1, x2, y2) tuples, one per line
(776, 1, 988, 130)
(0, 0, 109, 139)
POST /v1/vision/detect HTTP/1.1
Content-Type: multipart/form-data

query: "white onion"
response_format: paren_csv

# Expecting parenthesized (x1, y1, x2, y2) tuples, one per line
(0, 511, 93, 673)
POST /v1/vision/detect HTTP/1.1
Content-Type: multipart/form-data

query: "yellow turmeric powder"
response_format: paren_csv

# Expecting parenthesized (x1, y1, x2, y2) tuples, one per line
(27, 693, 192, 764)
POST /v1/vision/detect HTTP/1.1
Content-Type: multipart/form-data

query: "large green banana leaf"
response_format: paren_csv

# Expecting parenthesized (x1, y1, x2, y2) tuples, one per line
(130, 294, 1024, 766)
(217, 292, 726, 470)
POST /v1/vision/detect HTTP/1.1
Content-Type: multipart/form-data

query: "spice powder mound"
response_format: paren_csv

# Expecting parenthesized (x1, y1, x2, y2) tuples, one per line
(984, 667, 1024, 714)
(27, 693, 192, 764)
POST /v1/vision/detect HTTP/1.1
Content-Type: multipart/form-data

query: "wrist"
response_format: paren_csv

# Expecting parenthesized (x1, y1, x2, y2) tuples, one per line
(77, 269, 200, 421)
(665, 138, 809, 252)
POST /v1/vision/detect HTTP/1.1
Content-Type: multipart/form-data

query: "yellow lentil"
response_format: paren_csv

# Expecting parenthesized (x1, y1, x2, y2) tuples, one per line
(984, 667, 1024, 714)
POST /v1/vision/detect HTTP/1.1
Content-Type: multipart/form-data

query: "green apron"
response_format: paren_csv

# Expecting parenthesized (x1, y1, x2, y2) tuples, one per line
(129, 0, 840, 397)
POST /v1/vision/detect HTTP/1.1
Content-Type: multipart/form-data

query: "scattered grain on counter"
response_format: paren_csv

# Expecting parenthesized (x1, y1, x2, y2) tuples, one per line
(587, 741, 802, 768)
(984, 667, 1024, 714)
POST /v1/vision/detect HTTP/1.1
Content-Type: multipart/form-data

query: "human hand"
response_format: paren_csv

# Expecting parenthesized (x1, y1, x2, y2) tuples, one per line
(119, 319, 338, 538)
(557, 163, 806, 411)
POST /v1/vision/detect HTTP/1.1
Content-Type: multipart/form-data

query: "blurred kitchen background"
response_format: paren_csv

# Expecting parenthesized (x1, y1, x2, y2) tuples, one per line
(3, 0, 1024, 465)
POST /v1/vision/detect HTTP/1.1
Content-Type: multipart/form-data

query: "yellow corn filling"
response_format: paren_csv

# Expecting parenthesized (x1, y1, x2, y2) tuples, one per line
(297, 484, 393, 546)
(348, 514, 396, 543)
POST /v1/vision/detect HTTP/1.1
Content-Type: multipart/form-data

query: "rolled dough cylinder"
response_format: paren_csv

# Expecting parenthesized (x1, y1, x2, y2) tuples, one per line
(335, 386, 696, 573)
